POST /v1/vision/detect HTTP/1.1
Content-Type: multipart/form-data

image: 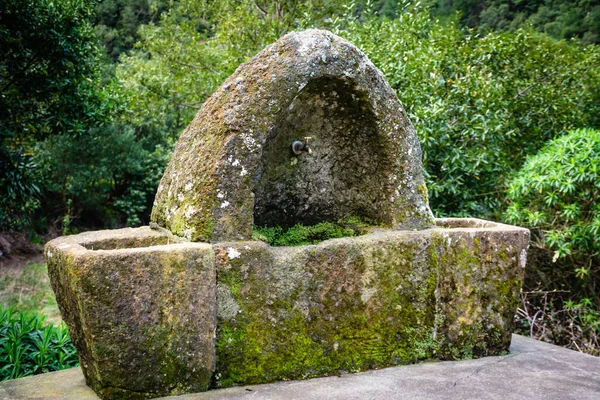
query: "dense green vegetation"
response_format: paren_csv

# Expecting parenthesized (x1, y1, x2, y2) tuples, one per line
(1, 0, 598, 355)
(0, 0, 114, 230)
(506, 129, 600, 353)
(506, 128, 600, 290)
(428, 0, 600, 45)
(0, 308, 78, 380)
(95, 0, 170, 60)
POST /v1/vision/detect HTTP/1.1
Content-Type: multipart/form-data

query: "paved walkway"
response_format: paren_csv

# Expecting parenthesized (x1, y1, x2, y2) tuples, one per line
(1, 335, 598, 400)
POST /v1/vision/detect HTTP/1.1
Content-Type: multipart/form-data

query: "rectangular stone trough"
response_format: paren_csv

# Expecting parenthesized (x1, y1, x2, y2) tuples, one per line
(46, 218, 529, 400)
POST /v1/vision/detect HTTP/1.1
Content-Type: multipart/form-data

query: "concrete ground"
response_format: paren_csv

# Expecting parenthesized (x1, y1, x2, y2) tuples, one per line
(1, 335, 598, 400)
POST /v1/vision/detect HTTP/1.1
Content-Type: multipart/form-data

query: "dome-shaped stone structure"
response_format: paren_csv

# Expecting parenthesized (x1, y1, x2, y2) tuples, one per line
(151, 29, 433, 242)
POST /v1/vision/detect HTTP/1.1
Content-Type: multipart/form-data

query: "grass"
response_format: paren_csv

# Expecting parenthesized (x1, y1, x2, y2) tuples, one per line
(0, 263, 61, 325)
(0, 260, 77, 381)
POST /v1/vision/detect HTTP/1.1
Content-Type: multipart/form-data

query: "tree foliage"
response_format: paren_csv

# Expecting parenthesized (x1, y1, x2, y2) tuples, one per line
(0, 0, 167, 232)
(0, 0, 112, 229)
(428, 0, 600, 45)
(0, 0, 111, 142)
(505, 128, 600, 295)
(35, 125, 170, 231)
(114, 2, 600, 220)
(94, 0, 170, 60)
(117, 0, 344, 140)
(336, 5, 600, 217)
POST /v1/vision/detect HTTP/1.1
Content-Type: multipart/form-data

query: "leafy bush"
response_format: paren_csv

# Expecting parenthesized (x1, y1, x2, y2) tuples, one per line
(0, 308, 78, 380)
(5, 0, 600, 235)
(117, 0, 345, 146)
(505, 128, 600, 292)
(253, 217, 370, 246)
(428, 0, 600, 45)
(506, 128, 600, 355)
(0, 150, 40, 231)
(0, 0, 119, 231)
(94, 0, 170, 60)
(35, 124, 170, 232)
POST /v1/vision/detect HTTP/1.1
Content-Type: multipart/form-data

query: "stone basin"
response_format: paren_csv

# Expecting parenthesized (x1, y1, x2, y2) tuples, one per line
(46, 218, 528, 399)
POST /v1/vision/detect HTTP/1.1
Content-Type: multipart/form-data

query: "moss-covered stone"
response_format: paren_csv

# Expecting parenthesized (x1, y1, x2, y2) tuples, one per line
(45, 28, 530, 400)
(45, 228, 216, 400)
(211, 218, 529, 387)
(212, 236, 433, 387)
(46, 219, 528, 399)
(433, 220, 530, 358)
(150, 29, 434, 242)
(252, 217, 371, 246)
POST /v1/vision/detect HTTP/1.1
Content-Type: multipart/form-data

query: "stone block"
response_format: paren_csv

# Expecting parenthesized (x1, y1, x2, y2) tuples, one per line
(150, 29, 434, 242)
(45, 228, 216, 399)
(45, 29, 530, 400)
(211, 218, 528, 387)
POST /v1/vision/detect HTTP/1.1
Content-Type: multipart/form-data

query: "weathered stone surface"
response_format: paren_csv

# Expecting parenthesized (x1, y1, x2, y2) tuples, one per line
(434, 218, 529, 358)
(212, 234, 435, 387)
(0, 367, 98, 400)
(46, 220, 528, 398)
(211, 218, 529, 387)
(45, 228, 216, 399)
(2, 335, 600, 400)
(151, 29, 434, 242)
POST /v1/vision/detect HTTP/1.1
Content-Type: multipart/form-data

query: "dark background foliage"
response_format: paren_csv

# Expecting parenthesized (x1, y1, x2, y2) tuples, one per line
(428, 0, 600, 44)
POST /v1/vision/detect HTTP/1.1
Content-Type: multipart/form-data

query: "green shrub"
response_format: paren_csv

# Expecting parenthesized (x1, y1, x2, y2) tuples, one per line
(505, 128, 600, 291)
(0, 308, 78, 380)
(0, 0, 114, 231)
(34, 124, 170, 231)
(505, 127, 600, 355)
(0, 150, 41, 231)
(253, 217, 370, 246)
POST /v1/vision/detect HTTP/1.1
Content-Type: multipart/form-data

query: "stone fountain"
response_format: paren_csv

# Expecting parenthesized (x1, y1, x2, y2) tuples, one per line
(45, 30, 529, 400)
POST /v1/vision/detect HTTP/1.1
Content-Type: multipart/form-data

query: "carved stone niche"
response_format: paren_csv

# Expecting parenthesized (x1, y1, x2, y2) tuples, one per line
(46, 30, 529, 400)
(150, 29, 433, 242)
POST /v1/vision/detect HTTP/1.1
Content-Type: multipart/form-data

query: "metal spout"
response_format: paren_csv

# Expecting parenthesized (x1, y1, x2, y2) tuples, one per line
(292, 136, 313, 155)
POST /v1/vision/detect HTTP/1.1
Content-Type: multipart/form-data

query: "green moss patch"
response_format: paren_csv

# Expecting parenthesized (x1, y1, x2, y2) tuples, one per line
(252, 217, 371, 246)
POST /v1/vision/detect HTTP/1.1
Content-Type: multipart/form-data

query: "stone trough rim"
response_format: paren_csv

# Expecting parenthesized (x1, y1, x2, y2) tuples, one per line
(46, 218, 529, 256)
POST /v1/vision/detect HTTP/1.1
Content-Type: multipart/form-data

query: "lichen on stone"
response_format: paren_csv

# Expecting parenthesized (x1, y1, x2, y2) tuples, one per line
(151, 29, 434, 243)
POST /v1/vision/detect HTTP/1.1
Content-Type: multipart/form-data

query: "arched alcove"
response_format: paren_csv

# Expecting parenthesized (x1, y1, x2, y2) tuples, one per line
(253, 76, 394, 228)
(151, 29, 433, 242)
